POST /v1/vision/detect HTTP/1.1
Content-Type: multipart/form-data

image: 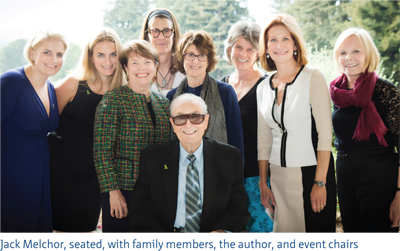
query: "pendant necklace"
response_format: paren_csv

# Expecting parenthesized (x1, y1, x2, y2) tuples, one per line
(155, 69, 174, 93)
(157, 69, 173, 87)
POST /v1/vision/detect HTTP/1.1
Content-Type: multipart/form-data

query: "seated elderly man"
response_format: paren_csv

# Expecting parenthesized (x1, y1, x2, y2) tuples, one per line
(129, 93, 249, 232)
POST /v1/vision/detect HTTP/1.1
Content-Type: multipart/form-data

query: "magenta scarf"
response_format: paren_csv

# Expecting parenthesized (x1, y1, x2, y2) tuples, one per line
(329, 71, 388, 146)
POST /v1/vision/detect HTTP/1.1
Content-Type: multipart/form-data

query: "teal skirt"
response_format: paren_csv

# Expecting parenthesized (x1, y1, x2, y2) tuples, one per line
(244, 176, 273, 232)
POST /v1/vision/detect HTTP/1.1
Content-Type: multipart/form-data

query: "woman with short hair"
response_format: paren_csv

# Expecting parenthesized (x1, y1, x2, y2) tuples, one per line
(257, 14, 336, 232)
(220, 20, 272, 232)
(140, 8, 184, 95)
(48, 27, 125, 232)
(94, 39, 171, 232)
(167, 30, 244, 157)
(330, 28, 399, 232)
(1, 30, 68, 232)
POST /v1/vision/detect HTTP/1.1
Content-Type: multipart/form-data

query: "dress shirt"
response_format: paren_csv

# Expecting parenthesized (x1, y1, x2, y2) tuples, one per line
(174, 140, 204, 228)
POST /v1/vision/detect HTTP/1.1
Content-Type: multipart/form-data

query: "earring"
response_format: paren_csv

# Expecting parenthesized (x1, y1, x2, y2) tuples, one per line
(294, 51, 297, 56)
(266, 54, 270, 59)
(126, 75, 129, 81)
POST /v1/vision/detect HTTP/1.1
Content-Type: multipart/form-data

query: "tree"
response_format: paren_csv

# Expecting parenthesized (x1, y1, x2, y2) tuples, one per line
(103, 0, 251, 79)
(103, 0, 152, 43)
(274, 0, 399, 84)
(0, 39, 28, 74)
(273, 0, 350, 49)
(345, 0, 399, 82)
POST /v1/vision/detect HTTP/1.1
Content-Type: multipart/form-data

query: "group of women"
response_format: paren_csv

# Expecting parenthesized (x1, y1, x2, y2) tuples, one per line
(1, 8, 399, 233)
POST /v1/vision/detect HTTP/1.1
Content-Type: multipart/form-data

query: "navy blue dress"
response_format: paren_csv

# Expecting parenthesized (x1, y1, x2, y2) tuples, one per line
(1, 66, 59, 232)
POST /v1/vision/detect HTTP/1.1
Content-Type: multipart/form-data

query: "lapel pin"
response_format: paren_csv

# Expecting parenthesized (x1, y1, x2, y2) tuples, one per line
(87, 90, 90, 95)
(164, 164, 168, 170)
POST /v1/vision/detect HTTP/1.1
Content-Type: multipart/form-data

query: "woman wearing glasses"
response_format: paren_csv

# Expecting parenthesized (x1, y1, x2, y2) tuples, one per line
(140, 8, 184, 96)
(167, 31, 244, 158)
(93, 40, 171, 232)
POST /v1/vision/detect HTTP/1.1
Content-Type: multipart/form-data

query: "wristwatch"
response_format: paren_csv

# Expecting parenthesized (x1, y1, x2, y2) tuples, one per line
(314, 181, 326, 187)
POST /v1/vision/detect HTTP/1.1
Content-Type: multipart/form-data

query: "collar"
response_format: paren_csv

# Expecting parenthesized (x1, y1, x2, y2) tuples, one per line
(179, 139, 204, 164)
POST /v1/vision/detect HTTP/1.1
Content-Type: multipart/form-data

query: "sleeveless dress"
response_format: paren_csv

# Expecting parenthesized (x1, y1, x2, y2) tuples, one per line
(48, 82, 102, 232)
(220, 74, 273, 232)
(1, 66, 59, 232)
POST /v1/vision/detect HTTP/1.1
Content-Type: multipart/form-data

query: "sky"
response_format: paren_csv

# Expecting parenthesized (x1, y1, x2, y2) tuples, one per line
(0, 0, 274, 46)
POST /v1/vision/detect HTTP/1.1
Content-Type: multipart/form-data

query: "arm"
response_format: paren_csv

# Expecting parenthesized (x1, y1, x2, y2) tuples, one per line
(384, 82, 400, 227)
(257, 84, 275, 211)
(390, 169, 400, 227)
(54, 76, 79, 115)
(258, 160, 276, 212)
(129, 149, 167, 232)
(309, 69, 333, 213)
(93, 92, 127, 218)
(211, 148, 250, 232)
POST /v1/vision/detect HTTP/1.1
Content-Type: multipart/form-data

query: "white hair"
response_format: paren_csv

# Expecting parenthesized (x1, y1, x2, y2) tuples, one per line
(170, 93, 208, 116)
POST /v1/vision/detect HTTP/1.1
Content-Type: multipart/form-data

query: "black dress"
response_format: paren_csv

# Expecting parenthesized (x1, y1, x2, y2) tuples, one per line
(48, 82, 102, 232)
(332, 78, 399, 232)
(220, 74, 273, 232)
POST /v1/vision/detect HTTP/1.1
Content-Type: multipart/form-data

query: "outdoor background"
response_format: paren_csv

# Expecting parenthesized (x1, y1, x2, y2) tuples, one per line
(0, 0, 398, 86)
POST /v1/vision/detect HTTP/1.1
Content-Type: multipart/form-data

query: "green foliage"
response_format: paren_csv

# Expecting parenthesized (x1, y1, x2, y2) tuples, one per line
(0, 39, 28, 74)
(274, 0, 350, 50)
(103, 0, 152, 42)
(307, 44, 336, 84)
(346, 1, 399, 84)
(103, 0, 249, 79)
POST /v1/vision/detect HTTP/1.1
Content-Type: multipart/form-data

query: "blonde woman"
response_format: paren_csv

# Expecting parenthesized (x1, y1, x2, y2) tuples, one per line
(331, 28, 399, 232)
(48, 28, 125, 232)
(1, 30, 68, 232)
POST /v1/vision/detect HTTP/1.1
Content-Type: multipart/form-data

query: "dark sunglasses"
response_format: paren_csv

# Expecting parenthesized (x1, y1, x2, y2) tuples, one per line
(171, 114, 206, 126)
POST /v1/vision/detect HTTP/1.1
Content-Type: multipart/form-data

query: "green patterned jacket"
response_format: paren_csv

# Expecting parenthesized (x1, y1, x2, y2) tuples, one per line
(94, 85, 171, 193)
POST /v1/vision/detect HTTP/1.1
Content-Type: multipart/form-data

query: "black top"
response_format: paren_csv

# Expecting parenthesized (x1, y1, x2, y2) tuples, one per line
(220, 74, 268, 177)
(332, 78, 399, 153)
(49, 81, 103, 175)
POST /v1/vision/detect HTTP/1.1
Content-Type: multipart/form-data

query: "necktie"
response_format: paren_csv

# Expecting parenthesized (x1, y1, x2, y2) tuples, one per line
(184, 154, 202, 232)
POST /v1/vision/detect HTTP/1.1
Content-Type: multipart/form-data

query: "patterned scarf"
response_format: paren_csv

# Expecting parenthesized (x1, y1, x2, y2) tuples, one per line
(173, 73, 228, 143)
(329, 71, 388, 146)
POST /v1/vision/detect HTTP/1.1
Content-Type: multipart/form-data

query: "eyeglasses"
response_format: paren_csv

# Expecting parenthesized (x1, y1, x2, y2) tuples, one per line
(171, 114, 206, 126)
(145, 28, 174, 38)
(184, 53, 208, 62)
